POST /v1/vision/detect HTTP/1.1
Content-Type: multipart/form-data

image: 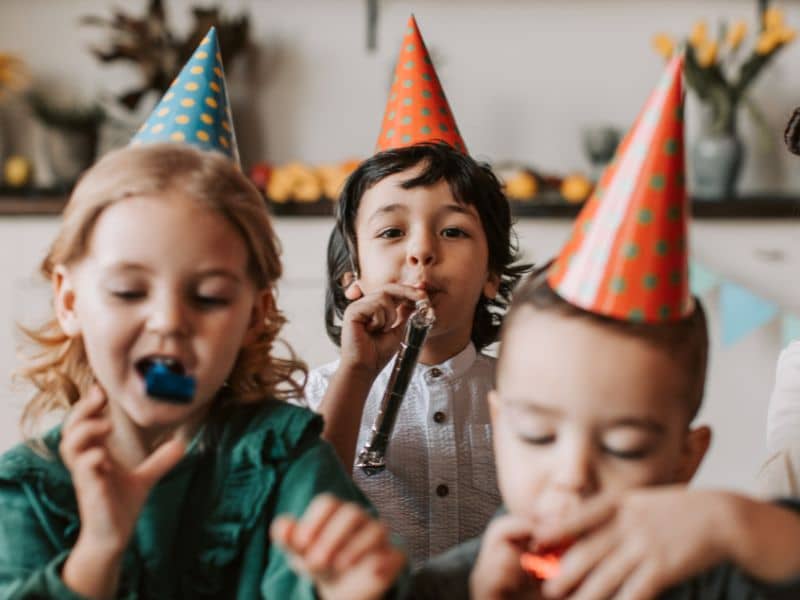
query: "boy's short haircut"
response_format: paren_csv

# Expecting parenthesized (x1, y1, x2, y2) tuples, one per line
(325, 141, 531, 350)
(499, 265, 709, 422)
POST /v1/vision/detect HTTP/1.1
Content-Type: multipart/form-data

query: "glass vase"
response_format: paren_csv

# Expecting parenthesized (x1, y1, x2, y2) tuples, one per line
(691, 127, 744, 201)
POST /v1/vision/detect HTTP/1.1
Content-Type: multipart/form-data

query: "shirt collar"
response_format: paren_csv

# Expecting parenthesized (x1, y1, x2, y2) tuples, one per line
(418, 341, 478, 381)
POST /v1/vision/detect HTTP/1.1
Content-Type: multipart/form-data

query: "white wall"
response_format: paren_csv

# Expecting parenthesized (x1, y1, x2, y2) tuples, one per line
(2, 0, 800, 191)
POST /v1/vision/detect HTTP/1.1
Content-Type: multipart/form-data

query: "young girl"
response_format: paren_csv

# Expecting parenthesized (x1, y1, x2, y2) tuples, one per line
(0, 143, 404, 599)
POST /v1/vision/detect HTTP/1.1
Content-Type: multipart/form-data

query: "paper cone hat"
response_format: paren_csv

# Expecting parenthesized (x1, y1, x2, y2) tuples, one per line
(548, 55, 691, 323)
(376, 16, 466, 153)
(131, 27, 239, 164)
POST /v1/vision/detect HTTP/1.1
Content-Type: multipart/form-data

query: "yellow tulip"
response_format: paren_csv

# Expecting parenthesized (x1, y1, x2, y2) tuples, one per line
(696, 40, 718, 67)
(764, 6, 785, 31)
(689, 20, 709, 48)
(778, 27, 797, 44)
(651, 33, 675, 59)
(726, 20, 748, 49)
(0, 53, 29, 94)
(756, 30, 782, 54)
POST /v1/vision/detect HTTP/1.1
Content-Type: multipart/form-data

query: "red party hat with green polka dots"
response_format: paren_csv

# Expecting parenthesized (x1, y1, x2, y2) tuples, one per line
(131, 27, 239, 164)
(376, 16, 466, 153)
(548, 55, 692, 323)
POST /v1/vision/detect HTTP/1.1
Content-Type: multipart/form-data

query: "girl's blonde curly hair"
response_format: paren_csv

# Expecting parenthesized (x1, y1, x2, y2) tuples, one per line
(18, 143, 307, 438)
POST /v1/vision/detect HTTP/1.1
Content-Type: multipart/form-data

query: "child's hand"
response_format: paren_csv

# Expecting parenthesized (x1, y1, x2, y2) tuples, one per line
(339, 281, 427, 377)
(60, 385, 186, 553)
(271, 494, 406, 600)
(534, 487, 732, 600)
(469, 514, 542, 600)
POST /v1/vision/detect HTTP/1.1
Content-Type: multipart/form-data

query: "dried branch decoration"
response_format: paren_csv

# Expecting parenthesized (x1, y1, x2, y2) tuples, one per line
(82, 0, 248, 110)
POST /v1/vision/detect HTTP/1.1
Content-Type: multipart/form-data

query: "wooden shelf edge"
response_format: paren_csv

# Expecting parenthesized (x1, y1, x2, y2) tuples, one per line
(1, 195, 799, 219)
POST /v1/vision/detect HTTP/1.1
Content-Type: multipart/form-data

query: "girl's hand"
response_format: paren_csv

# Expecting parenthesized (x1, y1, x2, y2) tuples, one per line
(60, 385, 186, 553)
(469, 514, 543, 600)
(535, 487, 729, 600)
(271, 494, 406, 600)
(339, 282, 427, 377)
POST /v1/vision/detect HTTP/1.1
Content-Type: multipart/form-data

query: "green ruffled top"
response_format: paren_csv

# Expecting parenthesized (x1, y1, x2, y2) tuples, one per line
(0, 400, 378, 599)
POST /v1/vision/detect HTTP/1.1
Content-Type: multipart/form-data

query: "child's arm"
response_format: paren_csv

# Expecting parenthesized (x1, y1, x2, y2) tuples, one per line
(59, 386, 185, 599)
(765, 341, 800, 456)
(271, 494, 405, 600)
(760, 342, 800, 496)
(533, 487, 800, 600)
(317, 282, 426, 466)
(468, 514, 542, 600)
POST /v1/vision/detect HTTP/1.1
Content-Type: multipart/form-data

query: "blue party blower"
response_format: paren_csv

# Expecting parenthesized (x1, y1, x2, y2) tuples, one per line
(145, 362, 196, 404)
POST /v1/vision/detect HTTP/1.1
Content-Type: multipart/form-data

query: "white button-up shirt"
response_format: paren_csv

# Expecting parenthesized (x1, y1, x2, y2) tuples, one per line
(760, 341, 800, 496)
(305, 343, 502, 567)
(766, 341, 800, 455)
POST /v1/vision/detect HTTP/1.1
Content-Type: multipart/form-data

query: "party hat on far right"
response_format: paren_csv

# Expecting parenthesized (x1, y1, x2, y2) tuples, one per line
(548, 55, 692, 323)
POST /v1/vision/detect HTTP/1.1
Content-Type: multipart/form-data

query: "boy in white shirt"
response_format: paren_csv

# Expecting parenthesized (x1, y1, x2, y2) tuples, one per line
(304, 16, 529, 566)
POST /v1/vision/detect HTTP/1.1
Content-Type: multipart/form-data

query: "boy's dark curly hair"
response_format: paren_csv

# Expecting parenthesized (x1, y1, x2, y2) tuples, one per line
(785, 107, 800, 155)
(325, 142, 532, 351)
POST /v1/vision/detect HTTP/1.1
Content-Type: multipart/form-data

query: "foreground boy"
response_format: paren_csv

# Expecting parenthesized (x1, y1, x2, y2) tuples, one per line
(410, 269, 800, 599)
(410, 55, 800, 600)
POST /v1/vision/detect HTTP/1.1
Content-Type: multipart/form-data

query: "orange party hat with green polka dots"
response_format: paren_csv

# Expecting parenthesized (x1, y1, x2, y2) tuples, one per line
(376, 15, 466, 153)
(131, 27, 239, 164)
(548, 55, 692, 323)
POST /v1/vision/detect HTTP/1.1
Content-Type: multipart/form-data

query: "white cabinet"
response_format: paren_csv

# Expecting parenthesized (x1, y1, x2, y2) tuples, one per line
(0, 215, 796, 494)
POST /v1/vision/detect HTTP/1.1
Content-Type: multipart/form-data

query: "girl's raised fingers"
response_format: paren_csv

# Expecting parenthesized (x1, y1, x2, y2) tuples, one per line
(60, 419, 112, 463)
(63, 385, 107, 432)
(270, 515, 299, 551)
(292, 494, 342, 554)
(75, 446, 112, 476)
(304, 502, 369, 573)
(371, 546, 407, 584)
(332, 516, 389, 572)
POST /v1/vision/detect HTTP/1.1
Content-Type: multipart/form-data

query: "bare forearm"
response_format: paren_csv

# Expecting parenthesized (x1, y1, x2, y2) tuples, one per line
(720, 493, 800, 582)
(318, 366, 376, 468)
(62, 537, 124, 600)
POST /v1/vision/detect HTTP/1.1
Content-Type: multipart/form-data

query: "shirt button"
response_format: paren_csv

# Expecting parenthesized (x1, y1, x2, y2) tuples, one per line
(429, 367, 443, 379)
(436, 484, 449, 497)
(433, 411, 446, 423)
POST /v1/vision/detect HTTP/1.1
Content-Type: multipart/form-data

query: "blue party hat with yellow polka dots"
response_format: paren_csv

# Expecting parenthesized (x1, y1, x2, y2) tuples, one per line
(131, 27, 239, 164)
